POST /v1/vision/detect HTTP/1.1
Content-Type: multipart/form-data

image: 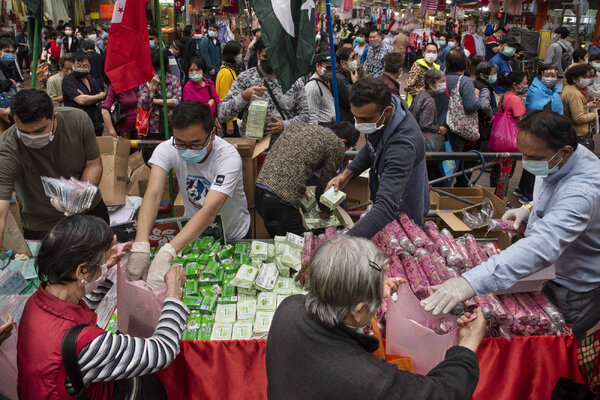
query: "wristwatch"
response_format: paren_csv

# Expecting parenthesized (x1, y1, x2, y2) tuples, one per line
(522, 203, 533, 211)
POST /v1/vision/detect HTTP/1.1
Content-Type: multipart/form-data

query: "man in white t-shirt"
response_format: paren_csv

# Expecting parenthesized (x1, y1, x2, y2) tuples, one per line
(128, 101, 250, 289)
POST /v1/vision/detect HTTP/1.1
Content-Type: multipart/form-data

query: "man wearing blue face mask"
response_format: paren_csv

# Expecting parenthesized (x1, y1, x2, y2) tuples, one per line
(199, 25, 222, 82)
(129, 101, 250, 289)
(421, 110, 600, 342)
(326, 77, 429, 238)
(0, 38, 22, 104)
(489, 36, 519, 96)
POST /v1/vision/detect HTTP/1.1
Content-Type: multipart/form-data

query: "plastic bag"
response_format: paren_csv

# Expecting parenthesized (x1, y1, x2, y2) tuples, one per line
(488, 98, 518, 152)
(462, 198, 495, 229)
(41, 176, 98, 215)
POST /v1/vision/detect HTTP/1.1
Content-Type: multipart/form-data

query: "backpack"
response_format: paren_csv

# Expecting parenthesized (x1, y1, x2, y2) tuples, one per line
(445, 75, 480, 141)
(559, 42, 573, 71)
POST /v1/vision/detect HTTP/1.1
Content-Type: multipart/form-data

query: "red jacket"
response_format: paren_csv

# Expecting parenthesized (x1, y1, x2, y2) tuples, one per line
(17, 285, 113, 400)
(50, 40, 62, 61)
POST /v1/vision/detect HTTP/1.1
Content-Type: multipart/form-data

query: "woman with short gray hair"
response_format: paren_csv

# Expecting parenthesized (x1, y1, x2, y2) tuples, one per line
(266, 235, 486, 400)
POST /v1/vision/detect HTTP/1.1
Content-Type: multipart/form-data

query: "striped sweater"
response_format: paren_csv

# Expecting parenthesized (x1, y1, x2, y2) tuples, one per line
(78, 291, 189, 384)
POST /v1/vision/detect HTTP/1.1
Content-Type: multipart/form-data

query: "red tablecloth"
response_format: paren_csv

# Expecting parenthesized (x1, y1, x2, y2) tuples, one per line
(157, 334, 584, 400)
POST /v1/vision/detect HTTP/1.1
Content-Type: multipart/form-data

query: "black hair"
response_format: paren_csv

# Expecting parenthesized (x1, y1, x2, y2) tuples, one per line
(476, 61, 497, 77)
(36, 215, 113, 285)
(445, 49, 467, 73)
(148, 27, 158, 38)
(447, 32, 461, 44)
(84, 26, 95, 36)
(539, 63, 558, 76)
(517, 110, 578, 151)
(370, 28, 383, 38)
(424, 42, 438, 53)
(340, 38, 354, 47)
(384, 52, 403, 73)
(184, 25, 193, 37)
(254, 37, 265, 54)
(209, 24, 218, 30)
(565, 63, 594, 85)
(494, 26, 507, 34)
(10, 89, 53, 123)
(72, 50, 91, 64)
(188, 55, 207, 72)
(572, 48, 588, 63)
(589, 53, 600, 62)
(81, 39, 95, 51)
(336, 46, 354, 62)
(0, 37, 15, 51)
(151, 49, 162, 70)
(222, 40, 242, 65)
(323, 121, 360, 148)
(499, 70, 526, 90)
(64, 23, 74, 29)
(171, 100, 215, 132)
(554, 26, 570, 39)
(252, 28, 261, 35)
(350, 77, 391, 112)
(59, 54, 73, 70)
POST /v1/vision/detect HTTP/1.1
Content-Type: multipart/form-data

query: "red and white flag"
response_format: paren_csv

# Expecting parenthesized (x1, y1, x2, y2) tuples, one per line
(104, 0, 153, 93)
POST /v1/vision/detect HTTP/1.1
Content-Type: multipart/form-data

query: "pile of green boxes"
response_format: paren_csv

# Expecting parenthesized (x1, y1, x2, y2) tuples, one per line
(173, 235, 307, 341)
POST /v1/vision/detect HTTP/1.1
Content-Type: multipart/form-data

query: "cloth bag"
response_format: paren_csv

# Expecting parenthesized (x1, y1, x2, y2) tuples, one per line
(488, 96, 518, 152)
(446, 75, 480, 141)
(441, 139, 458, 177)
(135, 106, 152, 138)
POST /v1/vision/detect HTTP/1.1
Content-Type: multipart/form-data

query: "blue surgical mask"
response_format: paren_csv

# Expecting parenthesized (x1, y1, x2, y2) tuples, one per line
(488, 74, 498, 84)
(56, 39, 63, 44)
(522, 151, 562, 176)
(149, 40, 156, 49)
(502, 46, 516, 57)
(372, 42, 380, 49)
(190, 73, 204, 82)
(208, 31, 216, 38)
(447, 41, 456, 49)
(178, 148, 208, 163)
(433, 82, 446, 94)
(1, 53, 16, 63)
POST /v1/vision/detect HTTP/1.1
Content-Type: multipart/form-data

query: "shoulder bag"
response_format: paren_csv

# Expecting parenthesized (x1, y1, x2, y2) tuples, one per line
(446, 75, 480, 141)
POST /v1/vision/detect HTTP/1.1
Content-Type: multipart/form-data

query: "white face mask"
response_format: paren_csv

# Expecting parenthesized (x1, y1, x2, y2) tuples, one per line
(17, 119, 55, 149)
(424, 53, 437, 63)
(347, 60, 359, 71)
(354, 109, 386, 135)
(82, 264, 108, 294)
(88, 34, 97, 41)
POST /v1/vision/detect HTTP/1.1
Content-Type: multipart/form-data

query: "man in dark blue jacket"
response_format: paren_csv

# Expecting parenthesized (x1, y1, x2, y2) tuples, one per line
(327, 77, 429, 238)
(489, 36, 518, 95)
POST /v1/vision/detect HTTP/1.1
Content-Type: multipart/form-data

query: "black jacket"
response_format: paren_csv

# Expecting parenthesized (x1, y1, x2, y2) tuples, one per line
(267, 295, 480, 400)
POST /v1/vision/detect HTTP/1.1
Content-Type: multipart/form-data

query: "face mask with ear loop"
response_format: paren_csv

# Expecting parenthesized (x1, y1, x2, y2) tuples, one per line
(81, 264, 108, 294)
(354, 109, 387, 134)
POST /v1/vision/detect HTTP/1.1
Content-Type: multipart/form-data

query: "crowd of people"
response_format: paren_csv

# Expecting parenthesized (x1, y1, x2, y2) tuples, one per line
(0, 17, 599, 399)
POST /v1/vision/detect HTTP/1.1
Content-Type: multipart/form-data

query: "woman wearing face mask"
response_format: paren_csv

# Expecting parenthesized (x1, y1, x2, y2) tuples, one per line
(183, 56, 220, 121)
(489, 71, 527, 190)
(17, 215, 188, 399)
(561, 63, 598, 152)
(267, 235, 486, 400)
(352, 29, 370, 64)
(216, 41, 243, 136)
(405, 42, 440, 107)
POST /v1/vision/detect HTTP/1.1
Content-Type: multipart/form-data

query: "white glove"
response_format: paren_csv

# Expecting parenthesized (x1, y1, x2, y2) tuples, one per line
(146, 243, 177, 291)
(50, 198, 73, 217)
(127, 242, 151, 281)
(501, 205, 531, 230)
(420, 277, 475, 316)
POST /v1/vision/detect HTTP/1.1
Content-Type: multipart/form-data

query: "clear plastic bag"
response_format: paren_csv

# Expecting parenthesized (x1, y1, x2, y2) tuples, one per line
(41, 176, 98, 215)
(462, 197, 495, 229)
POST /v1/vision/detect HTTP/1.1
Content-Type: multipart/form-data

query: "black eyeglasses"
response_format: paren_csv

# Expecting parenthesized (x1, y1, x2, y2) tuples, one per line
(172, 133, 211, 151)
(368, 261, 382, 272)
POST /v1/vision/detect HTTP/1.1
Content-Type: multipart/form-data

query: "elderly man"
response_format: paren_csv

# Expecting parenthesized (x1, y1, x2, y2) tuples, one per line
(305, 53, 336, 125)
(422, 111, 600, 341)
(218, 37, 309, 138)
(363, 28, 393, 78)
(267, 235, 486, 400)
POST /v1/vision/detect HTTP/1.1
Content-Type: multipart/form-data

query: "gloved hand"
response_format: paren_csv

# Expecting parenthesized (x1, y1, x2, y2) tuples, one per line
(420, 277, 475, 316)
(50, 198, 73, 217)
(146, 243, 178, 291)
(501, 205, 531, 230)
(127, 242, 151, 281)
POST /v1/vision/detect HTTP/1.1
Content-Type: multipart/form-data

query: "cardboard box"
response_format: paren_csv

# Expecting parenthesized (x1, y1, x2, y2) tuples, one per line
(301, 205, 355, 232)
(494, 264, 556, 295)
(430, 187, 495, 211)
(344, 170, 370, 211)
(174, 192, 184, 217)
(127, 151, 145, 178)
(97, 137, 130, 206)
(225, 137, 268, 209)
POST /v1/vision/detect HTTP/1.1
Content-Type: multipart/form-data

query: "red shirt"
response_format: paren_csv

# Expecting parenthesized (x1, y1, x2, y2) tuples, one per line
(50, 40, 62, 60)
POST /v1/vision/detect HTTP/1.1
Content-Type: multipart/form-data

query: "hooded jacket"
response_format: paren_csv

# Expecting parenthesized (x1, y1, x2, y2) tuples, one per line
(544, 39, 574, 77)
(347, 95, 429, 238)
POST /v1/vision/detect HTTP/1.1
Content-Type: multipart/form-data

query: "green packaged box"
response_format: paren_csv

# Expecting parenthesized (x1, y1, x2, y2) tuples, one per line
(320, 186, 346, 210)
(200, 291, 218, 313)
(184, 279, 199, 296)
(230, 264, 259, 289)
(185, 263, 199, 279)
(171, 257, 187, 266)
(300, 190, 316, 212)
(239, 255, 252, 265)
(182, 329, 198, 341)
(222, 259, 238, 273)
(234, 243, 248, 255)
(203, 261, 220, 277)
(182, 295, 203, 310)
(183, 253, 199, 263)
(250, 241, 269, 261)
(198, 236, 215, 251)
(217, 281, 237, 304)
(216, 244, 234, 261)
(210, 323, 233, 340)
(198, 313, 215, 340)
(286, 232, 304, 250)
(198, 254, 213, 264)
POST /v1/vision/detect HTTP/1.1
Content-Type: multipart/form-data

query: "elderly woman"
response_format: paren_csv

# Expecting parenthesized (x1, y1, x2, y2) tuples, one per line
(17, 215, 188, 399)
(267, 235, 486, 400)
(561, 63, 598, 152)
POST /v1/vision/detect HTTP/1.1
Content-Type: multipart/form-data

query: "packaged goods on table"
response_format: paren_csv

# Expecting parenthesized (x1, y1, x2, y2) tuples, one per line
(319, 187, 347, 210)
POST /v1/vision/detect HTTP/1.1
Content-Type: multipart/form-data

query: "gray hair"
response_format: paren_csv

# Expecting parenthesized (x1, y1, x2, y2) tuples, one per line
(305, 235, 387, 327)
(424, 69, 444, 91)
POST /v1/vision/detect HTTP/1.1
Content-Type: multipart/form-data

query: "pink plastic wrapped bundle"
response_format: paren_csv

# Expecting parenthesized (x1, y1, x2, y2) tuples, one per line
(463, 235, 487, 266)
(387, 254, 406, 279)
(473, 296, 494, 322)
(464, 298, 478, 312)
(485, 294, 513, 327)
(530, 292, 566, 331)
(302, 232, 314, 265)
(398, 213, 425, 247)
(440, 229, 469, 269)
(399, 252, 431, 300)
(488, 219, 526, 234)
(423, 317, 455, 335)
(481, 242, 501, 258)
(324, 226, 336, 238)
(424, 221, 451, 257)
(416, 252, 445, 286)
(455, 237, 475, 270)
(500, 294, 532, 330)
(514, 293, 544, 327)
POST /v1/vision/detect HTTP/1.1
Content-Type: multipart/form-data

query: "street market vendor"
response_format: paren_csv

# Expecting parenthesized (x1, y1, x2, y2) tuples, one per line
(422, 110, 600, 341)
(129, 101, 250, 290)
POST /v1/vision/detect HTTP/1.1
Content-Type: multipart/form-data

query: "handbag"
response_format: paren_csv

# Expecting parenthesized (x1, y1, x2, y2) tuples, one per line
(441, 139, 458, 177)
(488, 95, 519, 152)
(446, 75, 480, 141)
(135, 106, 152, 137)
(110, 92, 126, 126)
(62, 324, 167, 400)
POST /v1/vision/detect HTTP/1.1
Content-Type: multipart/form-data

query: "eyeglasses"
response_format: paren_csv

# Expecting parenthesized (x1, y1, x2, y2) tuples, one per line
(172, 133, 211, 151)
(368, 260, 382, 272)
